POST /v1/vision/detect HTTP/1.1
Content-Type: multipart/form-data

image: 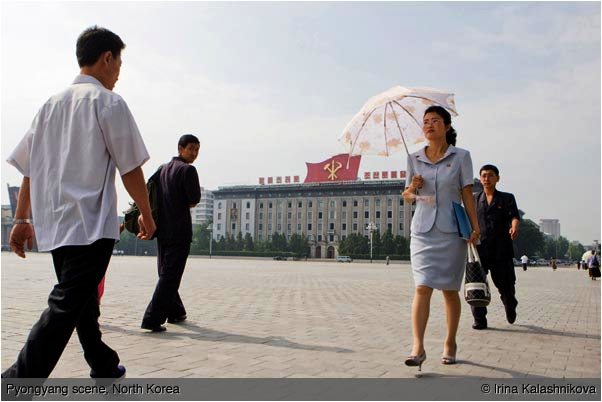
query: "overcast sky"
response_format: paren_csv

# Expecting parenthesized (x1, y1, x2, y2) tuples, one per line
(1, 2, 600, 245)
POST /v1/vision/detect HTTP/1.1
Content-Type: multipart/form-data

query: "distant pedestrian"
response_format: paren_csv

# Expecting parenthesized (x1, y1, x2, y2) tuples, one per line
(3, 26, 155, 378)
(141, 134, 201, 332)
(587, 251, 600, 281)
(520, 255, 528, 271)
(551, 258, 557, 271)
(386, 256, 390, 265)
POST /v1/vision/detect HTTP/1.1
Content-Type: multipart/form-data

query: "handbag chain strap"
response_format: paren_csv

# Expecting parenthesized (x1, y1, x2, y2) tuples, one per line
(469, 243, 481, 264)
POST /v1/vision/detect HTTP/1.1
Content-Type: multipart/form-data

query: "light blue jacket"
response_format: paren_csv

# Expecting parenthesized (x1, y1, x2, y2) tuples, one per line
(407, 145, 474, 234)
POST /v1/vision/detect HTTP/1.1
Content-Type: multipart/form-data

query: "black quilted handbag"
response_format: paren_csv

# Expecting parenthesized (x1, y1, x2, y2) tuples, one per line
(464, 243, 491, 307)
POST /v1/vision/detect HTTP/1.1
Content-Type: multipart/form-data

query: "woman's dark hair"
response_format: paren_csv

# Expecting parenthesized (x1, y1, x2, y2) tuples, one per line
(76, 26, 125, 67)
(424, 105, 457, 146)
(178, 134, 200, 148)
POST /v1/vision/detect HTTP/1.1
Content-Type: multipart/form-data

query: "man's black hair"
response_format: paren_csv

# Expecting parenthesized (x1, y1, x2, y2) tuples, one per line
(178, 134, 200, 148)
(479, 164, 500, 176)
(76, 26, 125, 67)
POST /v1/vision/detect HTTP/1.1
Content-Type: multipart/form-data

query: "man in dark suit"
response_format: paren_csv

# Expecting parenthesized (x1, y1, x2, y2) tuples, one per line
(472, 164, 520, 330)
(141, 134, 201, 332)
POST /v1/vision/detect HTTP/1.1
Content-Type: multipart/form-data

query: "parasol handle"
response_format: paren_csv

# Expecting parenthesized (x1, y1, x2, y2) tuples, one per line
(389, 102, 420, 195)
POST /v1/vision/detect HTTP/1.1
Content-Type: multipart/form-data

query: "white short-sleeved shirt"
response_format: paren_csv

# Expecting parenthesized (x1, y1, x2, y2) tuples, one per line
(406, 145, 474, 234)
(7, 75, 149, 251)
(521, 255, 529, 264)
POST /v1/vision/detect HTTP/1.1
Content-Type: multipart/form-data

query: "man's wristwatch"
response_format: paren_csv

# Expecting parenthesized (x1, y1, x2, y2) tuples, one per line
(13, 218, 32, 224)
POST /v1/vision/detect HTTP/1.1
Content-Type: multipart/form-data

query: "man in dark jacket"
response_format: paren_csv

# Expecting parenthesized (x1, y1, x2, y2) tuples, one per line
(141, 134, 201, 332)
(472, 164, 520, 330)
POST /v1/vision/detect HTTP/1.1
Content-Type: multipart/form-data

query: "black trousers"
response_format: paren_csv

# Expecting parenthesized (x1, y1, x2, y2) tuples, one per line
(471, 257, 518, 323)
(142, 240, 190, 327)
(2, 239, 119, 378)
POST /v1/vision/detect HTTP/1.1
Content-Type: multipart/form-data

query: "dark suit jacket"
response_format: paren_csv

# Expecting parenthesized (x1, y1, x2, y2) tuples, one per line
(475, 190, 520, 262)
(157, 157, 201, 243)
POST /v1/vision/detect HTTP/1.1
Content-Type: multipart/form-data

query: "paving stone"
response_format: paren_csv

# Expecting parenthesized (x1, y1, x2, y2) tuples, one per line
(1, 253, 599, 379)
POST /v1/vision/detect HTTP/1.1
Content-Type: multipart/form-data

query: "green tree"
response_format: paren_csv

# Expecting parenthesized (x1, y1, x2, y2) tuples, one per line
(243, 233, 254, 251)
(513, 219, 544, 258)
(254, 239, 269, 252)
(289, 234, 309, 257)
(190, 223, 211, 254)
(542, 236, 556, 259)
(381, 230, 396, 255)
(117, 231, 157, 256)
(216, 235, 226, 251)
(271, 233, 288, 251)
(568, 241, 586, 261)
(236, 231, 244, 250)
(340, 233, 369, 255)
(541, 236, 570, 259)
(338, 235, 351, 255)
(226, 234, 237, 250)
(394, 235, 409, 256)
(556, 236, 569, 259)
(370, 229, 382, 256)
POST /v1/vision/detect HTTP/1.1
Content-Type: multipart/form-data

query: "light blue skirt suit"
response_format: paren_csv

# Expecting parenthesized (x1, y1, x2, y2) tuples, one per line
(407, 145, 474, 291)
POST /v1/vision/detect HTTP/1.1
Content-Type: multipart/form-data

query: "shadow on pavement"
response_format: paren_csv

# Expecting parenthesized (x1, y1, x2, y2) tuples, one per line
(102, 322, 354, 354)
(453, 360, 550, 379)
(487, 324, 600, 340)
(412, 361, 550, 379)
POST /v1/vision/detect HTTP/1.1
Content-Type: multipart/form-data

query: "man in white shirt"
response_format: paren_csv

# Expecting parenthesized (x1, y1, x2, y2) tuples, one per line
(2, 26, 155, 378)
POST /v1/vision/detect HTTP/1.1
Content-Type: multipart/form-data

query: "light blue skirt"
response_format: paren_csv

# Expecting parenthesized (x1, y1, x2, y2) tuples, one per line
(410, 227, 466, 291)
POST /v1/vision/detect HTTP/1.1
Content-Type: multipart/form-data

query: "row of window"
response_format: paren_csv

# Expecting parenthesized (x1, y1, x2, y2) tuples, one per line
(216, 209, 404, 222)
(256, 231, 396, 242)
(256, 233, 337, 242)
(216, 222, 403, 233)
(216, 198, 405, 210)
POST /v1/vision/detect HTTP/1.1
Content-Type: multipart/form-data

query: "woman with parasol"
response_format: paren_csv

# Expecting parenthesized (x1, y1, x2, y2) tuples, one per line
(402, 106, 480, 369)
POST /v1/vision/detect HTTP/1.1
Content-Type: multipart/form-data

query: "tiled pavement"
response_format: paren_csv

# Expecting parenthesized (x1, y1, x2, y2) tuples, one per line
(1, 252, 599, 378)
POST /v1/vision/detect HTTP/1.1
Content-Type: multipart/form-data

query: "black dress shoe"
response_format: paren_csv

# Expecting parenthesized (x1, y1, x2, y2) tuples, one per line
(167, 315, 187, 324)
(141, 323, 167, 332)
(90, 364, 126, 378)
(472, 321, 487, 330)
(506, 308, 517, 324)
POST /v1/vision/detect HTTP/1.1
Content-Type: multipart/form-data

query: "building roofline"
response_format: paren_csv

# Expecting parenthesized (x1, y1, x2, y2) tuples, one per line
(215, 179, 406, 192)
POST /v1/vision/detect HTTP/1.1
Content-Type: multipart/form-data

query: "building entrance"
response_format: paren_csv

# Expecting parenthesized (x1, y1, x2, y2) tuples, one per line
(327, 246, 335, 259)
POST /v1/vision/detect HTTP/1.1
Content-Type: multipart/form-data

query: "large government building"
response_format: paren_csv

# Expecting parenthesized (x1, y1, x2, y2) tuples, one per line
(212, 154, 415, 258)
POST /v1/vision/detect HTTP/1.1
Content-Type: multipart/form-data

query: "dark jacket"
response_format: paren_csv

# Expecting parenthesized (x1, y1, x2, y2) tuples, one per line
(474, 190, 520, 261)
(157, 157, 201, 243)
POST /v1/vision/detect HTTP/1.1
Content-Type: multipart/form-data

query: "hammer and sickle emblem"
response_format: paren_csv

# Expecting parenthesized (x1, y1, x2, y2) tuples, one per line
(324, 160, 343, 180)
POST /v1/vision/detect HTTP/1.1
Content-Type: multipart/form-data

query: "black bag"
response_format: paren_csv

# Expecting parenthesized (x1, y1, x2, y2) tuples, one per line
(591, 267, 601, 278)
(123, 167, 162, 238)
(464, 243, 491, 307)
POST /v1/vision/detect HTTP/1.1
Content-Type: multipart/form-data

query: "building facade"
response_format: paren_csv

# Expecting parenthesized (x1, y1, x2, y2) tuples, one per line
(212, 179, 414, 258)
(1, 205, 12, 250)
(190, 187, 214, 225)
(539, 219, 560, 239)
